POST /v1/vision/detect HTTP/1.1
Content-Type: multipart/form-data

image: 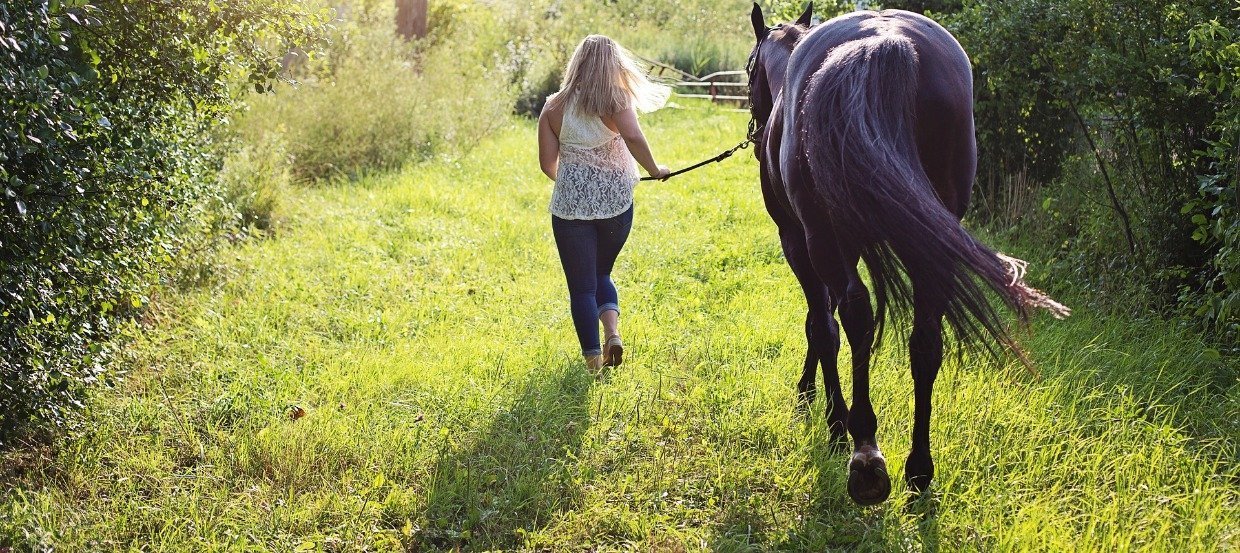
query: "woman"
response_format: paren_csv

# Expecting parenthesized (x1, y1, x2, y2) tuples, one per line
(537, 35, 670, 372)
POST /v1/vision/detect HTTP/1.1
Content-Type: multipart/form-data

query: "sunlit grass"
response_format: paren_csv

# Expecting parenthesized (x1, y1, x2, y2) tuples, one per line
(1, 105, 1236, 551)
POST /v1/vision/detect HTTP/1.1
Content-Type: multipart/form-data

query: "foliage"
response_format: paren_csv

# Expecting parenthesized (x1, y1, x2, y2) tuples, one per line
(1, 112, 1234, 550)
(929, 0, 1239, 337)
(0, 0, 325, 445)
(237, 1, 516, 181)
(1181, 17, 1240, 344)
(216, 132, 293, 233)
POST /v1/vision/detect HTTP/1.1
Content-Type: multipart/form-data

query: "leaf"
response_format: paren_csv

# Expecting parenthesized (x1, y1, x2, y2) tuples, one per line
(289, 405, 307, 420)
(15, 200, 27, 216)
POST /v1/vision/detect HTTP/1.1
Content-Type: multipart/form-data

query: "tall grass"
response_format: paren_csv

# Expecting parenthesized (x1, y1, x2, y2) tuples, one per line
(236, 1, 515, 182)
(2, 107, 1234, 551)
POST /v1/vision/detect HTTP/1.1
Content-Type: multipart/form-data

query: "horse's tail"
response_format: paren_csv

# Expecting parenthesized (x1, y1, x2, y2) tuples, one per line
(802, 35, 1069, 356)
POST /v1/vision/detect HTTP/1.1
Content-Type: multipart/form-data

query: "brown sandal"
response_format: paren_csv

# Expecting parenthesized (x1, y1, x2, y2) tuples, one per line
(603, 335, 624, 367)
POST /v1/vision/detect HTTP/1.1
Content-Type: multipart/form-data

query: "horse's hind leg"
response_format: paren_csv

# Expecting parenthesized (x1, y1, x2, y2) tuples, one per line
(906, 284, 947, 497)
(836, 259, 891, 506)
(781, 230, 849, 446)
(804, 228, 888, 504)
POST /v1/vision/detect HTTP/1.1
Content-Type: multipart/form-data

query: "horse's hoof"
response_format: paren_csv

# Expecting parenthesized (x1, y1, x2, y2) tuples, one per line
(904, 451, 934, 495)
(796, 383, 816, 410)
(847, 446, 891, 506)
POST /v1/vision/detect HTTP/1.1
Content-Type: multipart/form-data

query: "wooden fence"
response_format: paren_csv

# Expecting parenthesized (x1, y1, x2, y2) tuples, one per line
(639, 56, 750, 108)
(673, 70, 749, 104)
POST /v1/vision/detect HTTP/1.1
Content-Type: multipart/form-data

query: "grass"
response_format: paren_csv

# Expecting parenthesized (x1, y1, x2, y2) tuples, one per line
(2, 105, 1237, 551)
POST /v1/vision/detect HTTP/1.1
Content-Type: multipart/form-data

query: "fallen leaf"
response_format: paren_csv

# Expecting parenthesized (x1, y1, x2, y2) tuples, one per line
(289, 405, 306, 420)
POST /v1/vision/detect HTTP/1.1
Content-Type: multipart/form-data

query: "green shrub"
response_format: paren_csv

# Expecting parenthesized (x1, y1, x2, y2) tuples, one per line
(218, 132, 293, 233)
(935, 0, 1237, 334)
(0, 0, 325, 445)
(238, 2, 517, 181)
(1181, 18, 1240, 346)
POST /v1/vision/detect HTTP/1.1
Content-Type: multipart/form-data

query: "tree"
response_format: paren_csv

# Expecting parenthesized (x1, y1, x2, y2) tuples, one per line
(396, 0, 427, 40)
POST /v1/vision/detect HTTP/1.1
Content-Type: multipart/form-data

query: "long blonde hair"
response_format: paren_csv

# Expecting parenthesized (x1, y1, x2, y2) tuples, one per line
(549, 35, 670, 117)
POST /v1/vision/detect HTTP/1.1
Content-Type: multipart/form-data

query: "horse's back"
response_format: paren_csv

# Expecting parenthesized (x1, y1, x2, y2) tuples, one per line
(787, 10, 971, 106)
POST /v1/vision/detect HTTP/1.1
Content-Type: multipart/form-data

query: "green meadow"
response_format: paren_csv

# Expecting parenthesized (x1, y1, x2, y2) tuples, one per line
(2, 108, 1236, 551)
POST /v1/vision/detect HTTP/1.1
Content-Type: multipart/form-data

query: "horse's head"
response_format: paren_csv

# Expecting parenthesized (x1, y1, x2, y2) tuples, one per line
(747, 2, 813, 136)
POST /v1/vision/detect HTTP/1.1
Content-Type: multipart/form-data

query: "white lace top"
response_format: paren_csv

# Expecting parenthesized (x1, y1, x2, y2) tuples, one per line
(549, 95, 639, 220)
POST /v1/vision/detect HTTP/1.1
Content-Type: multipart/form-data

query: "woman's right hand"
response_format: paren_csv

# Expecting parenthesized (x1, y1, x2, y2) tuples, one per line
(652, 164, 671, 180)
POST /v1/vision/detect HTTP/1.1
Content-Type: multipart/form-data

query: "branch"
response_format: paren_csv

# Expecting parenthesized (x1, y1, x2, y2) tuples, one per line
(1067, 96, 1140, 259)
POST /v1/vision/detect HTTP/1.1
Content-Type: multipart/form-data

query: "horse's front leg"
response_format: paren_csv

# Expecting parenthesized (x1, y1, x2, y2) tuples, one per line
(780, 229, 849, 447)
(906, 287, 946, 496)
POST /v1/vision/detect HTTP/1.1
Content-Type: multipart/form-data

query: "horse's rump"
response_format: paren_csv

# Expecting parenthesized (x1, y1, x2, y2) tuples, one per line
(794, 22, 1066, 354)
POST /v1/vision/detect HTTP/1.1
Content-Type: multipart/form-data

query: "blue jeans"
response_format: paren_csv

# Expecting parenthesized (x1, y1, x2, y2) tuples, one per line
(551, 205, 634, 356)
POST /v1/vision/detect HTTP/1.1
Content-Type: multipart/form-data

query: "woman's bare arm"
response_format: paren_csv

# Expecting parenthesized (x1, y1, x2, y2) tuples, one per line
(537, 107, 560, 181)
(610, 107, 668, 178)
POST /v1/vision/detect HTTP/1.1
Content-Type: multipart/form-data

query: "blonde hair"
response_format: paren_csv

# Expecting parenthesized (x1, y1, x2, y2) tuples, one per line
(549, 35, 670, 117)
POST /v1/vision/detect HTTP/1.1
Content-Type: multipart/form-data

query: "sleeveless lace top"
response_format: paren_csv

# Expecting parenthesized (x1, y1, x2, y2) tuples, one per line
(549, 96, 639, 220)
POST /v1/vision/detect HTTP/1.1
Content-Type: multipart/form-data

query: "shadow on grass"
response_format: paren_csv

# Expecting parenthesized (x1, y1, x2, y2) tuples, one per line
(416, 361, 594, 550)
(706, 412, 944, 552)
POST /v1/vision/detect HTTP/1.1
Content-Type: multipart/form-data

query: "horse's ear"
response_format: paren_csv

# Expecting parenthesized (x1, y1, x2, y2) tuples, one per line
(796, 2, 813, 26)
(751, 3, 769, 42)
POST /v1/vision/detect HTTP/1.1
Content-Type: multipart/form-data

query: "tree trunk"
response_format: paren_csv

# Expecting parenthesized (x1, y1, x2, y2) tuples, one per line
(395, 0, 427, 40)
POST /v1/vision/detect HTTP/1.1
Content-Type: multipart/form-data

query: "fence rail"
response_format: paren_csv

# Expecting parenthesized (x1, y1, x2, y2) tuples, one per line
(673, 70, 749, 103)
(638, 56, 750, 106)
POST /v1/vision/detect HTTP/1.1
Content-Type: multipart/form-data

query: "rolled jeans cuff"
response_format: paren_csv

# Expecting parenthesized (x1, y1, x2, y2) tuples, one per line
(598, 303, 620, 316)
(583, 348, 602, 357)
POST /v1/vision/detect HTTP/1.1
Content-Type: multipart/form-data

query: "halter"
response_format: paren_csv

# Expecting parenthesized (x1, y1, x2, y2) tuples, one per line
(744, 36, 767, 145)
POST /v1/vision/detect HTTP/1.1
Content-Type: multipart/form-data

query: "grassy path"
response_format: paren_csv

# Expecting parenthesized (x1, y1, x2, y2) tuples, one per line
(2, 107, 1237, 551)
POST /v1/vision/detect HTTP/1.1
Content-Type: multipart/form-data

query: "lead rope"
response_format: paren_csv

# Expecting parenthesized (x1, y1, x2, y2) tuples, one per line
(641, 43, 765, 182)
(639, 117, 764, 182)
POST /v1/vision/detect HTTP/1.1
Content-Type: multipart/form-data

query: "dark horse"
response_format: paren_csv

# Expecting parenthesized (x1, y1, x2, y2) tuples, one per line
(747, 3, 1069, 505)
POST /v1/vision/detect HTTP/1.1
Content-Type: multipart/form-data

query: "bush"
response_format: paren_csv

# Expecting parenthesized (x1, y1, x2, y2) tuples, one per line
(218, 132, 293, 233)
(1181, 19, 1240, 346)
(238, 1, 517, 181)
(931, 0, 1237, 334)
(0, 0, 325, 445)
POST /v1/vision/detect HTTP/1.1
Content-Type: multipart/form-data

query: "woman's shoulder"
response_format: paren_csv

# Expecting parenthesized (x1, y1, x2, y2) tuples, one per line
(543, 91, 572, 117)
(547, 90, 574, 106)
